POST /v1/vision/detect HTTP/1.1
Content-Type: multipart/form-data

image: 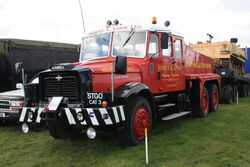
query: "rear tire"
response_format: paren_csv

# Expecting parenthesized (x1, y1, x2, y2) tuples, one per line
(208, 84, 219, 112)
(232, 85, 238, 102)
(192, 87, 209, 118)
(118, 96, 152, 146)
(224, 85, 233, 104)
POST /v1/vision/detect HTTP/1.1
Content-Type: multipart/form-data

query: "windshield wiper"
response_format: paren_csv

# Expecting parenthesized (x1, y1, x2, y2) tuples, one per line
(122, 28, 135, 47)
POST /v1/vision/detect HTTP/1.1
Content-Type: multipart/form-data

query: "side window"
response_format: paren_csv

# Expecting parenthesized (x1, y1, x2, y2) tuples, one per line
(163, 37, 172, 57)
(175, 39, 183, 59)
(148, 34, 159, 57)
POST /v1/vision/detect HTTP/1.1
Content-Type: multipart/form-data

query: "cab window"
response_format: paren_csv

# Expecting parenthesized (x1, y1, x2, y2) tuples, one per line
(163, 37, 172, 57)
(148, 34, 159, 57)
(175, 39, 182, 59)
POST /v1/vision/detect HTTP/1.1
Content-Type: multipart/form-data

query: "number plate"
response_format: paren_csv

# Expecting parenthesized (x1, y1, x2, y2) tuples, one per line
(0, 113, 5, 117)
(87, 92, 104, 105)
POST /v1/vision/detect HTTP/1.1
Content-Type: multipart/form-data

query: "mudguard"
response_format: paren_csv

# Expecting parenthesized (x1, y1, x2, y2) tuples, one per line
(115, 82, 156, 118)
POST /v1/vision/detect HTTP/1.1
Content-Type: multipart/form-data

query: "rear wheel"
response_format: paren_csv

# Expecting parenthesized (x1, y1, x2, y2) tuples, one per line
(208, 84, 219, 112)
(118, 96, 152, 146)
(224, 85, 233, 104)
(232, 85, 238, 102)
(192, 87, 209, 118)
(244, 84, 249, 97)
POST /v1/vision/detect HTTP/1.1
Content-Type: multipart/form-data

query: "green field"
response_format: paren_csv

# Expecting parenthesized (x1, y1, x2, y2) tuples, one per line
(0, 97, 250, 167)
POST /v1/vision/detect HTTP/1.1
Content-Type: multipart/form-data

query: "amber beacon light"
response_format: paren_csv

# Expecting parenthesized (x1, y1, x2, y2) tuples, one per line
(152, 17, 157, 24)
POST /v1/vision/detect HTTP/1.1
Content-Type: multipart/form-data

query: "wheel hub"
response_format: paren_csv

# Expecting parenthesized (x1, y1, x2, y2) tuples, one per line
(134, 107, 150, 139)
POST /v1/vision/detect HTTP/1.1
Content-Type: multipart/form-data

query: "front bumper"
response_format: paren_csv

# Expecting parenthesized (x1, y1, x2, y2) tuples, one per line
(19, 106, 126, 126)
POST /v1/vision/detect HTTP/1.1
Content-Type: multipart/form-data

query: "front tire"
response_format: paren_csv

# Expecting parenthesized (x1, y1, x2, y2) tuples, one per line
(118, 96, 152, 146)
(47, 109, 75, 139)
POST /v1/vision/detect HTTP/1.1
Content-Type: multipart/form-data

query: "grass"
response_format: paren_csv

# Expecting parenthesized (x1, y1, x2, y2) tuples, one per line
(0, 97, 250, 167)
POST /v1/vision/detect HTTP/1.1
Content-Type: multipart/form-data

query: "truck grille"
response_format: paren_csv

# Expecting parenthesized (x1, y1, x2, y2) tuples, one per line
(42, 75, 79, 101)
(0, 101, 10, 109)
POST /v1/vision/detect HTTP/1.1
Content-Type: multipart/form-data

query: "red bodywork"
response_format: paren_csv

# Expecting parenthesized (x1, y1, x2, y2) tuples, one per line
(74, 31, 220, 96)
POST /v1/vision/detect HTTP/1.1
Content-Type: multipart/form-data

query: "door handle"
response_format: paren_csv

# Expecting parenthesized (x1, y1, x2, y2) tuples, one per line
(172, 59, 176, 64)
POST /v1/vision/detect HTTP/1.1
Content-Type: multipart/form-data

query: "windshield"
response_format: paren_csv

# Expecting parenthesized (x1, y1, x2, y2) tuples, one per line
(80, 33, 111, 61)
(112, 31, 146, 58)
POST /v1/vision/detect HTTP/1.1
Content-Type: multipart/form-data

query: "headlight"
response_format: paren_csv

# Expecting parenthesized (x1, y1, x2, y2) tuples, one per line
(28, 112, 33, 119)
(86, 127, 96, 139)
(77, 112, 84, 121)
(21, 123, 29, 134)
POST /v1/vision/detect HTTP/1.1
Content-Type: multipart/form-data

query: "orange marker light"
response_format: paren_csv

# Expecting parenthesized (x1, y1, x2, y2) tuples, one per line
(102, 101, 108, 108)
(19, 101, 25, 107)
(152, 17, 157, 24)
(10, 107, 19, 111)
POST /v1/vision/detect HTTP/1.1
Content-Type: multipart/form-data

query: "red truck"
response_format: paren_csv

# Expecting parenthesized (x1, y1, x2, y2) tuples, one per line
(19, 19, 220, 146)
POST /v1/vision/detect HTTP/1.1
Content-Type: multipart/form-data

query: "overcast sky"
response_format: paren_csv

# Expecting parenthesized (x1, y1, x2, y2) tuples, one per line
(0, 0, 250, 47)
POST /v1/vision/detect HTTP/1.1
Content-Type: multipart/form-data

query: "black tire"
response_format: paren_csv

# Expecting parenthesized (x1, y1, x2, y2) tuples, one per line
(219, 86, 225, 104)
(192, 87, 209, 118)
(239, 83, 248, 97)
(232, 85, 238, 102)
(47, 109, 75, 139)
(208, 84, 219, 112)
(224, 85, 233, 104)
(118, 96, 152, 146)
(247, 85, 250, 96)
(243, 84, 248, 97)
(47, 122, 69, 139)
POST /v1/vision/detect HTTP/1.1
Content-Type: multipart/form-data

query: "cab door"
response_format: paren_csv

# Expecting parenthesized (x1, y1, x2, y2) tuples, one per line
(171, 36, 186, 90)
(146, 32, 162, 93)
(159, 35, 186, 92)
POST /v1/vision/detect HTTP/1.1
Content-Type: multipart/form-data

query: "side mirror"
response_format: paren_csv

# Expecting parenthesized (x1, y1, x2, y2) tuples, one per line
(161, 33, 169, 49)
(16, 83, 24, 89)
(115, 56, 127, 74)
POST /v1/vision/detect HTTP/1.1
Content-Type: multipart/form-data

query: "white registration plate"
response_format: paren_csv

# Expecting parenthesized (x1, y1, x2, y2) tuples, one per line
(0, 113, 5, 117)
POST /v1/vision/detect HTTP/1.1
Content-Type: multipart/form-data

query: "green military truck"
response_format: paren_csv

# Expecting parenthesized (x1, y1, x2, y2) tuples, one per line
(0, 39, 79, 92)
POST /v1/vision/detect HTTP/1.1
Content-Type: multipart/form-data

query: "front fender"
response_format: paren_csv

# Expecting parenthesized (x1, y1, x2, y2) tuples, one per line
(115, 82, 156, 119)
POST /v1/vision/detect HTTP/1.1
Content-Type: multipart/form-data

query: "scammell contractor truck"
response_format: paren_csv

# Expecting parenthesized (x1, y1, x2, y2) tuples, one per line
(19, 18, 220, 146)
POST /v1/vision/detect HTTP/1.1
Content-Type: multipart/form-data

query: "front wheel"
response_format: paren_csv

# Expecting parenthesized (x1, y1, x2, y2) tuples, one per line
(47, 109, 75, 139)
(118, 96, 152, 146)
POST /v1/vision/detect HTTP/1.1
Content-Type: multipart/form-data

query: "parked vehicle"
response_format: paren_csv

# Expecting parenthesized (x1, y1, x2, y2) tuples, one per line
(189, 39, 250, 104)
(0, 77, 38, 123)
(0, 38, 79, 92)
(19, 18, 221, 146)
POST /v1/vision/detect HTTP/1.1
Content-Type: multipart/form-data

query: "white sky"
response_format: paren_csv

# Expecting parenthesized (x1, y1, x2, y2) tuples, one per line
(0, 0, 250, 47)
